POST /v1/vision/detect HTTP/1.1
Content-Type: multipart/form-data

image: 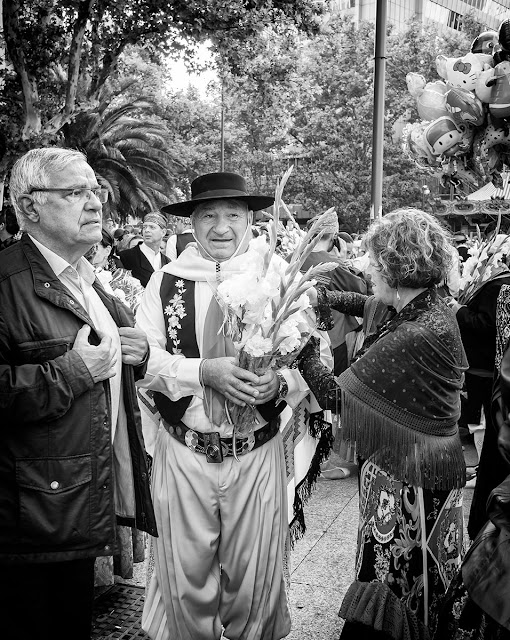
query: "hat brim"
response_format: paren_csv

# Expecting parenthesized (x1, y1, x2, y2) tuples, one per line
(161, 194, 274, 218)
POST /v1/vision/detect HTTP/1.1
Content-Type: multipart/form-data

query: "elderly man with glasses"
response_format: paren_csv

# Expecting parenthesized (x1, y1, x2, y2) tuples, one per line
(0, 147, 157, 640)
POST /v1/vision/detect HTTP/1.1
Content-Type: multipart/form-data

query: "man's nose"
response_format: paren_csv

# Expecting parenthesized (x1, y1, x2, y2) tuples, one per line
(86, 191, 103, 210)
(213, 217, 230, 234)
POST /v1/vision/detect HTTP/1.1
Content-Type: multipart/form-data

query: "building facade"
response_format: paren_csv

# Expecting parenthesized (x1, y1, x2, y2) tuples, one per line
(330, 0, 510, 32)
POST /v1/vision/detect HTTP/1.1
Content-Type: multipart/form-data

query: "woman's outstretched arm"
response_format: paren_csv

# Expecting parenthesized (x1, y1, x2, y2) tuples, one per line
(298, 336, 341, 412)
(314, 286, 368, 331)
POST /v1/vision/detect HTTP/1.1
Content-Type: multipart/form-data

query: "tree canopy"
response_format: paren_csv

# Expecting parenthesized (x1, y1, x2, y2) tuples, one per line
(186, 15, 474, 230)
(1, 2, 485, 229)
(0, 0, 324, 175)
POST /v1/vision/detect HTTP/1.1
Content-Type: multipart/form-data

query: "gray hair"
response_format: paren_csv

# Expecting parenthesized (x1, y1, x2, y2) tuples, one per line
(9, 148, 87, 228)
(364, 208, 453, 289)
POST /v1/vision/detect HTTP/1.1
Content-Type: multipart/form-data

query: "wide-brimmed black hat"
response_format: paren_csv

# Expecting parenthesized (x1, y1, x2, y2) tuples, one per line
(162, 172, 274, 217)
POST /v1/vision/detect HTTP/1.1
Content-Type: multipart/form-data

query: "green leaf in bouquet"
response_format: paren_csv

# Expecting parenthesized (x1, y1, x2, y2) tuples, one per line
(263, 166, 294, 278)
(284, 230, 326, 282)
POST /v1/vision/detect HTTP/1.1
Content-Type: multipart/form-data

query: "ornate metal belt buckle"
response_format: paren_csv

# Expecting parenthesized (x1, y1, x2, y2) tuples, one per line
(204, 432, 223, 463)
(184, 429, 199, 453)
(237, 432, 256, 456)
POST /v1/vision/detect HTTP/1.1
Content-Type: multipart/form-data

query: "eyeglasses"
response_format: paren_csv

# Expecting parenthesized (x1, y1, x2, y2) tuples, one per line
(28, 187, 109, 204)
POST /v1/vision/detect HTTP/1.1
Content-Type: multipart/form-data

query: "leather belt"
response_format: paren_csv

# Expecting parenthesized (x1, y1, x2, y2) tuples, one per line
(162, 419, 279, 462)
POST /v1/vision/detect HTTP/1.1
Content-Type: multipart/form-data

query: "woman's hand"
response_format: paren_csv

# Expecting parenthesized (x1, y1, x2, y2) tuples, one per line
(306, 286, 318, 308)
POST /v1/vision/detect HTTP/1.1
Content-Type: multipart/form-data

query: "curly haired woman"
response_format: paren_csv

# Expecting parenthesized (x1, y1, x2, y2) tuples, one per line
(300, 209, 468, 639)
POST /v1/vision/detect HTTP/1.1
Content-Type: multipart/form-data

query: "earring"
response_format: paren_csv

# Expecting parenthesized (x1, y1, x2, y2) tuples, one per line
(396, 287, 401, 302)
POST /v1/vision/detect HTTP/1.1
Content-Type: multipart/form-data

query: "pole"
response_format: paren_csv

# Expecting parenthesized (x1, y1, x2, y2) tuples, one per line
(370, 0, 387, 221)
(220, 79, 225, 171)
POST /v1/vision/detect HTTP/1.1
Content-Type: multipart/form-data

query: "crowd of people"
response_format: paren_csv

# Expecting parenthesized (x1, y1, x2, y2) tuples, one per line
(0, 147, 509, 640)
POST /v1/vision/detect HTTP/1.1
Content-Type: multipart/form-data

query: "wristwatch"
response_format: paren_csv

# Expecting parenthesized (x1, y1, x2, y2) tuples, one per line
(275, 370, 289, 404)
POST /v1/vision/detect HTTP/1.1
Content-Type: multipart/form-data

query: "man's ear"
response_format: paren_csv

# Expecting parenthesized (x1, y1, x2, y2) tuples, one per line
(18, 195, 40, 222)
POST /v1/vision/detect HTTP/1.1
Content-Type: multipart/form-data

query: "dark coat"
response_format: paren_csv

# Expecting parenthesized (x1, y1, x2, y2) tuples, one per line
(0, 234, 157, 564)
(456, 275, 510, 373)
(118, 243, 170, 287)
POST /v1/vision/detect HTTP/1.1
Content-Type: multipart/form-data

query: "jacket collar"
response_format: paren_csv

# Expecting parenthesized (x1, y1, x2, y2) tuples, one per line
(21, 233, 95, 327)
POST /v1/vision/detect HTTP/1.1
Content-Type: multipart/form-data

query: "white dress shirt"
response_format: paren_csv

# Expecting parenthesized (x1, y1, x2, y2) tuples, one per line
(140, 242, 162, 271)
(29, 235, 123, 438)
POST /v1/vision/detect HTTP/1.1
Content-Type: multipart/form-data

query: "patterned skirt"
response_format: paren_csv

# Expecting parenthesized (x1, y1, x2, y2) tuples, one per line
(340, 458, 464, 637)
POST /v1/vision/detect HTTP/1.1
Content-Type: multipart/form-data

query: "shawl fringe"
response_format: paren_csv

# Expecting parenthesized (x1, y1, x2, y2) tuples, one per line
(339, 581, 430, 640)
(289, 413, 334, 546)
(338, 369, 466, 491)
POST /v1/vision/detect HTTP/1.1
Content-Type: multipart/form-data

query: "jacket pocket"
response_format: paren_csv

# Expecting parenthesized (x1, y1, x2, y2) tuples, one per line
(16, 454, 92, 547)
(17, 337, 71, 364)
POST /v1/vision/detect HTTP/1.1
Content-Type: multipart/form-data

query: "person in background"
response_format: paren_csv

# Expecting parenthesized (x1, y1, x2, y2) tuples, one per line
(299, 209, 467, 638)
(303, 211, 368, 376)
(336, 231, 355, 261)
(115, 230, 135, 254)
(299, 212, 368, 480)
(128, 234, 143, 248)
(103, 214, 116, 234)
(454, 231, 470, 262)
(0, 204, 20, 250)
(434, 283, 510, 640)
(447, 263, 510, 539)
(111, 227, 127, 265)
(87, 227, 114, 270)
(165, 218, 194, 261)
(118, 211, 170, 287)
(0, 147, 156, 640)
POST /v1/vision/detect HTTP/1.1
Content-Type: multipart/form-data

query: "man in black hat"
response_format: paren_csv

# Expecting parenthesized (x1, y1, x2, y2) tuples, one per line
(118, 211, 170, 287)
(136, 172, 313, 640)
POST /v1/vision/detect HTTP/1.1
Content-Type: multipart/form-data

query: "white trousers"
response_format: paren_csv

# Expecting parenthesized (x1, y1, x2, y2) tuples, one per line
(142, 428, 291, 640)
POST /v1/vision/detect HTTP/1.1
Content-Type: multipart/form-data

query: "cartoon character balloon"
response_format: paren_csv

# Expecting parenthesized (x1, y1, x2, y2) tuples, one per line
(406, 73, 449, 122)
(445, 86, 485, 127)
(402, 23, 510, 195)
(486, 60, 510, 121)
(424, 116, 474, 158)
(436, 52, 491, 91)
(470, 30, 499, 65)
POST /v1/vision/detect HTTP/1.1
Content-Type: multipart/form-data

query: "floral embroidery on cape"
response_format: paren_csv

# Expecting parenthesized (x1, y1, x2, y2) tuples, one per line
(164, 279, 186, 354)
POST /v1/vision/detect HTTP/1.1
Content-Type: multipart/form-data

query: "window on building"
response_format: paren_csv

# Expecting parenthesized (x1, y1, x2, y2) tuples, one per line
(462, 0, 486, 9)
(447, 10, 463, 30)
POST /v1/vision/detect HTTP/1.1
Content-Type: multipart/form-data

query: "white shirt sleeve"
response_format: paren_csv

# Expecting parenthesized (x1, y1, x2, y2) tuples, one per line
(165, 235, 178, 261)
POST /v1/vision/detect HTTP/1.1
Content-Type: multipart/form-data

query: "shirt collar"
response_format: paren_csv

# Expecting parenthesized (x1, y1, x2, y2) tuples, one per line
(29, 234, 96, 286)
(140, 242, 159, 258)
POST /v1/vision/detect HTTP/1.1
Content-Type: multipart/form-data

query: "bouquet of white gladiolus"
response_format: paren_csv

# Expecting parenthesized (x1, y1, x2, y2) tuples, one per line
(458, 221, 510, 306)
(214, 167, 338, 439)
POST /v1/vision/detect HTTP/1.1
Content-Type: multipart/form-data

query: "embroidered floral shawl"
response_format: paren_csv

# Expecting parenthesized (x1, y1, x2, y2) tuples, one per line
(301, 289, 468, 490)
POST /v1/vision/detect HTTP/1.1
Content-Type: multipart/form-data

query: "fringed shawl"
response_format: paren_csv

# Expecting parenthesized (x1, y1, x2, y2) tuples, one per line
(301, 289, 468, 491)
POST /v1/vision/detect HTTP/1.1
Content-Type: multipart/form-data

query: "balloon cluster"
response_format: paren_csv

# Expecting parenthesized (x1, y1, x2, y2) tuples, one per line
(402, 21, 510, 196)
